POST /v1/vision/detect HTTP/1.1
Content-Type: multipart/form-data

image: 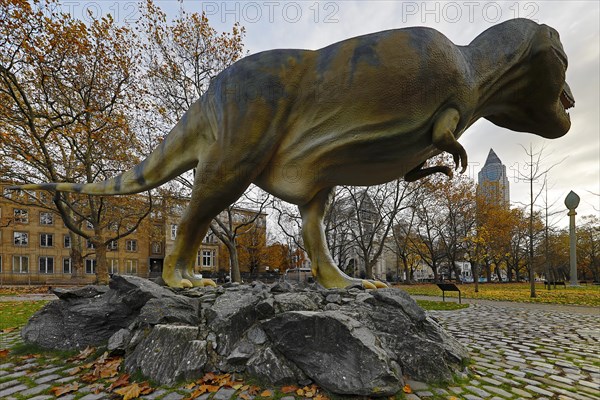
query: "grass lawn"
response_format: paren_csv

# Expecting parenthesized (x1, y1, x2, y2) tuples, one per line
(416, 300, 469, 311)
(0, 301, 48, 330)
(396, 282, 600, 307)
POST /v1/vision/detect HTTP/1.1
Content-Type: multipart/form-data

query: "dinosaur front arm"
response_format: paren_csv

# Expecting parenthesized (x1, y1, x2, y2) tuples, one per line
(404, 108, 468, 183)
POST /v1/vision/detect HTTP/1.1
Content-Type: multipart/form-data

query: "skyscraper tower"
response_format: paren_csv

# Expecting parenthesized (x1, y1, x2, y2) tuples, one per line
(477, 149, 510, 206)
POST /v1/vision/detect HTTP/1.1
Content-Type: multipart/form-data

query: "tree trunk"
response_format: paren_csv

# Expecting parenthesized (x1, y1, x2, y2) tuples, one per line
(432, 263, 439, 283)
(95, 243, 109, 285)
(227, 241, 242, 283)
(485, 263, 492, 282)
(495, 266, 503, 282)
(70, 235, 84, 278)
(472, 263, 479, 293)
(402, 256, 411, 284)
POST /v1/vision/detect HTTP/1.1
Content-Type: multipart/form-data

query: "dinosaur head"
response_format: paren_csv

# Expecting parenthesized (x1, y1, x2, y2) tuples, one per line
(485, 22, 574, 139)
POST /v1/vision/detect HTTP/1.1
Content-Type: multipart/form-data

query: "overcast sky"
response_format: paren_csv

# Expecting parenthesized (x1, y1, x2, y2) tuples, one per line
(72, 1, 599, 226)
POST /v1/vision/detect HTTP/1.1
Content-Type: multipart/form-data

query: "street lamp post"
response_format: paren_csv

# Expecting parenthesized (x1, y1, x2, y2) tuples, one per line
(564, 191, 580, 287)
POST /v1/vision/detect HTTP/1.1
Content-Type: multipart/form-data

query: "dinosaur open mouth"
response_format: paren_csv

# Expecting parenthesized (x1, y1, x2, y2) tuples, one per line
(560, 88, 575, 111)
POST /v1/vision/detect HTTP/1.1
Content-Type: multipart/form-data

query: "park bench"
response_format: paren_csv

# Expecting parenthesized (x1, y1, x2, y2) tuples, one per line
(544, 281, 566, 288)
(437, 283, 462, 304)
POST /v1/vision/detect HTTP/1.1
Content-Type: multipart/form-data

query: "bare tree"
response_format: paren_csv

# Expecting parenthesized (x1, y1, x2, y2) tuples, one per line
(515, 144, 564, 297)
(209, 188, 270, 282)
(0, 1, 151, 283)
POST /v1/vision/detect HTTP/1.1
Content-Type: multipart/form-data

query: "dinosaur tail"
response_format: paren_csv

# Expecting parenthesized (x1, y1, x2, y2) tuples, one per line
(11, 114, 200, 195)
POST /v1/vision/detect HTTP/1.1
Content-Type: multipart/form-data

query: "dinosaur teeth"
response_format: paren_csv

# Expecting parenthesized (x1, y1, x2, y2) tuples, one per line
(560, 90, 574, 110)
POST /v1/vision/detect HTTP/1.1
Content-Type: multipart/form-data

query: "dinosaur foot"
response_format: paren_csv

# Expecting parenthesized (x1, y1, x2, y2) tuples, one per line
(315, 265, 387, 289)
(182, 273, 217, 287)
(162, 274, 194, 288)
(362, 279, 389, 289)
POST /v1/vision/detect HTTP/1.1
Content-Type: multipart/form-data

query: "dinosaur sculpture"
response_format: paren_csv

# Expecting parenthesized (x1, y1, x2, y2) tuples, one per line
(15, 19, 574, 289)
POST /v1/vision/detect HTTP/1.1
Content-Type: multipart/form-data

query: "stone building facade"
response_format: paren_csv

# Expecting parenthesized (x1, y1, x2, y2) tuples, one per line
(0, 183, 267, 285)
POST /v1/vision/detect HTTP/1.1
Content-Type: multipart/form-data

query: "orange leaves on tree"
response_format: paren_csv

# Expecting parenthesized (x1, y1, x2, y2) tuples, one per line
(50, 383, 79, 397)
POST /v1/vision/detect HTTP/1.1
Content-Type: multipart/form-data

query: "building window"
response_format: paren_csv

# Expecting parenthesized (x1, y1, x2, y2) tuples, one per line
(151, 241, 162, 254)
(85, 258, 96, 274)
(63, 258, 72, 274)
(108, 240, 118, 251)
(13, 256, 29, 273)
(204, 232, 217, 244)
(40, 233, 54, 247)
(87, 239, 96, 249)
(14, 231, 29, 246)
(14, 208, 28, 224)
(39, 257, 54, 274)
(170, 224, 178, 240)
(109, 259, 119, 274)
(64, 235, 71, 248)
(40, 212, 53, 225)
(199, 250, 215, 268)
(126, 240, 137, 252)
(125, 259, 138, 275)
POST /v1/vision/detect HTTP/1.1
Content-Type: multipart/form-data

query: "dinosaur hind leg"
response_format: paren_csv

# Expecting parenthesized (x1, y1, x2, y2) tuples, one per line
(299, 189, 387, 289)
(163, 163, 253, 288)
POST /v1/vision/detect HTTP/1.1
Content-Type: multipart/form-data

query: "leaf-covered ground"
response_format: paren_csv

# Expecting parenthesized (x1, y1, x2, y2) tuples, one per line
(0, 286, 51, 296)
(397, 282, 600, 307)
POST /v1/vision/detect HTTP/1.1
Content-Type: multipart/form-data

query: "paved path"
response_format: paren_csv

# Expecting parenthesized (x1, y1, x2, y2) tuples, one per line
(0, 298, 598, 399)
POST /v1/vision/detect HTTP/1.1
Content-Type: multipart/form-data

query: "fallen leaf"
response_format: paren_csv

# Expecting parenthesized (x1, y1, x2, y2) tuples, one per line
(315, 395, 329, 400)
(51, 383, 79, 397)
(247, 386, 261, 395)
(115, 383, 142, 400)
(81, 372, 99, 383)
(89, 383, 104, 394)
(231, 383, 243, 390)
(185, 382, 196, 390)
(296, 388, 305, 396)
(99, 357, 122, 378)
(403, 384, 412, 394)
(206, 385, 220, 393)
(107, 374, 130, 392)
(260, 389, 273, 398)
(68, 346, 95, 362)
(281, 385, 298, 393)
(305, 390, 315, 397)
(0, 349, 9, 358)
(1, 327, 17, 333)
(238, 394, 251, 400)
(68, 366, 81, 375)
(139, 382, 154, 396)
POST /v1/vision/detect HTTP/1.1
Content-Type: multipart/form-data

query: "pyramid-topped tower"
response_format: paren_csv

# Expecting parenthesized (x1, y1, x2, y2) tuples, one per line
(477, 149, 510, 206)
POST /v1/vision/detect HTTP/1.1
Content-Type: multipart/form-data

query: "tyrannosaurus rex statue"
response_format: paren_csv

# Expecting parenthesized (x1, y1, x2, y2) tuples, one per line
(15, 19, 574, 289)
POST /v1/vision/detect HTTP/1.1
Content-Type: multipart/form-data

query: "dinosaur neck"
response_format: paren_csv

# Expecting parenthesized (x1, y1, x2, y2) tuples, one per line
(462, 19, 538, 118)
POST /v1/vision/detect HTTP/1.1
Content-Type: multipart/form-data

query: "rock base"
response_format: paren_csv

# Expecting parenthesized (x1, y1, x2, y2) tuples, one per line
(22, 275, 468, 397)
